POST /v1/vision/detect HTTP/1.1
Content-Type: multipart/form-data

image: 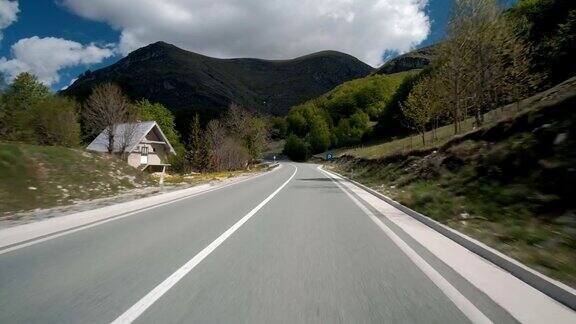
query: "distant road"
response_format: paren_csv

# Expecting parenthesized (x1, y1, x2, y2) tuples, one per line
(0, 163, 574, 323)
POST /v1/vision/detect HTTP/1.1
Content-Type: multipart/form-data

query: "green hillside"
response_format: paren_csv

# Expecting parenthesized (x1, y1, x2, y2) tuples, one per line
(333, 77, 576, 286)
(0, 143, 154, 215)
(281, 71, 417, 160)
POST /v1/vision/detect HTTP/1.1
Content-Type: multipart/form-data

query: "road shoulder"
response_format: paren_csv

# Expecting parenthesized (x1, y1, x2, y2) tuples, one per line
(0, 164, 282, 254)
(320, 165, 576, 324)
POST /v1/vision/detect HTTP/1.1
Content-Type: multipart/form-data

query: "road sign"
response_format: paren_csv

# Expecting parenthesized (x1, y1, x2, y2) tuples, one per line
(326, 153, 333, 161)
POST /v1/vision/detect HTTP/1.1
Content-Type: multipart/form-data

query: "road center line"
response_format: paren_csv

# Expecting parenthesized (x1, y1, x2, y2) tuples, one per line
(111, 165, 298, 324)
(319, 166, 492, 324)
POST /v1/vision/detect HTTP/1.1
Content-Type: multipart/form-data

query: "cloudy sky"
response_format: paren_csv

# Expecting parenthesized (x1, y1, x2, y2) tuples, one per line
(0, 0, 458, 90)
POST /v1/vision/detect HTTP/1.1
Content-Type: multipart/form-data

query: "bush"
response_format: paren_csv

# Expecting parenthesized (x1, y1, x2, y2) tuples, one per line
(270, 117, 288, 139)
(283, 134, 309, 161)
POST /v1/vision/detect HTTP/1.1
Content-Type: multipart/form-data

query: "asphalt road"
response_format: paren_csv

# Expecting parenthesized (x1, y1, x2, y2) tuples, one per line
(0, 163, 550, 323)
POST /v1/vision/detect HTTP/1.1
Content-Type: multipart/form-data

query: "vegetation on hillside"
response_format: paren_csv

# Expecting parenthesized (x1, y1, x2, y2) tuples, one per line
(278, 71, 416, 160)
(334, 78, 576, 286)
(0, 73, 81, 147)
(325, 0, 576, 287)
(509, 0, 576, 87)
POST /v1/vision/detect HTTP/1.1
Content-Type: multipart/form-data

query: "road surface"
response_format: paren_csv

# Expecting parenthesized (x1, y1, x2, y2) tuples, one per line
(0, 163, 573, 323)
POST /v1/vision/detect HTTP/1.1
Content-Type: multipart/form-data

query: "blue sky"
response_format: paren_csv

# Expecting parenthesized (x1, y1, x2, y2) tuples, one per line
(0, 0, 513, 91)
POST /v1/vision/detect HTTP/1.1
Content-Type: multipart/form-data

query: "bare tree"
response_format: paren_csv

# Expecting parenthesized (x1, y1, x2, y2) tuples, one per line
(217, 138, 250, 171)
(435, 0, 538, 129)
(117, 120, 139, 157)
(224, 103, 268, 161)
(83, 83, 132, 154)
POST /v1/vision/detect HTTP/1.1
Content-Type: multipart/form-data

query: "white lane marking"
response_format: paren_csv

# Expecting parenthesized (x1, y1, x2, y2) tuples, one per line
(319, 166, 492, 324)
(0, 165, 283, 256)
(111, 165, 298, 324)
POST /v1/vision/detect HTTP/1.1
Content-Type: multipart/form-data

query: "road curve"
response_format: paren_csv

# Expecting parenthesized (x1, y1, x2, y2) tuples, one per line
(0, 163, 572, 323)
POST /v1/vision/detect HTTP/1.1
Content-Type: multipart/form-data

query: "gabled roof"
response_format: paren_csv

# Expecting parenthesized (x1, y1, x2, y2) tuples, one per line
(86, 121, 176, 155)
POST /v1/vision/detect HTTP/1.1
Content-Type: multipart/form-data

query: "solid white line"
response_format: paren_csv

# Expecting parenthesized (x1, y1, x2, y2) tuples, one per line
(319, 167, 492, 324)
(111, 165, 298, 324)
(0, 165, 283, 256)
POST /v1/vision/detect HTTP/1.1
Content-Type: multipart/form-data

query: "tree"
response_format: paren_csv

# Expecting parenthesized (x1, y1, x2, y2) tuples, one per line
(1, 73, 51, 141)
(283, 134, 308, 161)
(224, 103, 268, 161)
(270, 116, 288, 140)
(207, 119, 249, 171)
(286, 112, 308, 136)
(186, 114, 202, 172)
(334, 118, 352, 147)
(401, 76, 443, 145)
(83, 83, 132, 153)
(308, 116, 331, 153)
(375, 72, 422, 138)
(508, 0, 576, 86)
(32, 96, 81, 147)
(134, 99, 183, 151)
(435, 0, 538, 131)
(216, 138, 250, 171)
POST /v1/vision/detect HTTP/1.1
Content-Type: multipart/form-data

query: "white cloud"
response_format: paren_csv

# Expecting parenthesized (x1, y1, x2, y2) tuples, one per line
(0, 36, 115, 85)
(0, 0, 19, 43)
(62, 0, 430, 66)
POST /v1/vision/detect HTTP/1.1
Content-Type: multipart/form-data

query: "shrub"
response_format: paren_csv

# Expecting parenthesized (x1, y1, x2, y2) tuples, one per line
(283, 134, 309, 161)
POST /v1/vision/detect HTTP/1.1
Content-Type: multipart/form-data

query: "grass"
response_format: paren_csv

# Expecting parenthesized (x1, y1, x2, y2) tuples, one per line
(0, 142, 154, 216)
(335, 103, 525, 159)
(159, 163, 273, 185)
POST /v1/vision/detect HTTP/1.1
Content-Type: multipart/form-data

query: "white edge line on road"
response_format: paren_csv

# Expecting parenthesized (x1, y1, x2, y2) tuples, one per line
(0, 164, 283, 256)
(318, 166, 493, 324)
(111, 165, 298, 324)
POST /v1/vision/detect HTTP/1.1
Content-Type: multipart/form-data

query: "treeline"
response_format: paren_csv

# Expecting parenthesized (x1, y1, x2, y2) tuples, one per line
(0, 73, 81, 147)
(274, 72, 413, 161)
(0, 74, 268, 173)
(186, 104, 268, 172)
(400, 0, 574, 145)
(278, 0, 575, 160)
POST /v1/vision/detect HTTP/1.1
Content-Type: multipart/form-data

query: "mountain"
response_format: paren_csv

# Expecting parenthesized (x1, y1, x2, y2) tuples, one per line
(374, 45, 436, 75)
(63, 42, 373, 116)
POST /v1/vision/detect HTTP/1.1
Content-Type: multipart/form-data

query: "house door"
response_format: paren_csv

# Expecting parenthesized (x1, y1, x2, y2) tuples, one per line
(140, 147, 148, 165)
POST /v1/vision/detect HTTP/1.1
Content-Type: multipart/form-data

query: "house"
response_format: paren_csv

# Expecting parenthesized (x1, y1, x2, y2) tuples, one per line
(86, 121, 176, 172)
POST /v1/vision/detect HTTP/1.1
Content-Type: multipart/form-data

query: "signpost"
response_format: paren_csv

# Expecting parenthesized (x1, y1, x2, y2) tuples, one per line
(326, 152, 334, 162)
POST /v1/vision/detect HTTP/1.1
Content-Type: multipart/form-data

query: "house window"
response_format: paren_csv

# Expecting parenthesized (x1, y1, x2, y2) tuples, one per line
(140, 146, 149, 165)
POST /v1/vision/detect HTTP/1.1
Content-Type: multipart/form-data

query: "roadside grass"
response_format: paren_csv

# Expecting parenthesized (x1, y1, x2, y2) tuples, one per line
(160, 163, 273, 185)
(0, 142, 154, 216)
(336, 102, 526, 160)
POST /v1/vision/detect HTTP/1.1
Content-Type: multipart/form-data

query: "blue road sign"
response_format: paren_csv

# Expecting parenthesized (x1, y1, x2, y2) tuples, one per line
(326, 153, 333, 161)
